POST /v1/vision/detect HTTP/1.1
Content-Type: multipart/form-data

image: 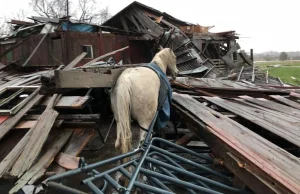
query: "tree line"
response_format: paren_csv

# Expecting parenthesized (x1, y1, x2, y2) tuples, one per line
(0, 0, 111, 37)
(254, 51, 300, 61)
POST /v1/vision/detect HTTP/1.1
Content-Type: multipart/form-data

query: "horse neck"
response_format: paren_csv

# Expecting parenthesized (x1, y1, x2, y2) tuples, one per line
(152, 58, 167, 74)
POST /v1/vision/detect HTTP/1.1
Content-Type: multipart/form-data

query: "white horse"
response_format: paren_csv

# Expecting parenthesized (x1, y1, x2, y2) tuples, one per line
(110, 48, 178, 160)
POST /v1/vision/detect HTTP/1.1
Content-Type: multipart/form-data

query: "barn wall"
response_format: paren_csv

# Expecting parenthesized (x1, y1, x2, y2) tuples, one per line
(0, 32, 151, 67)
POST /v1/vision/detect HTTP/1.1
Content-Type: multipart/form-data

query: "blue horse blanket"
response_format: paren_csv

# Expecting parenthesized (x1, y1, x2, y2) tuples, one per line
(144, 63, 172, 129)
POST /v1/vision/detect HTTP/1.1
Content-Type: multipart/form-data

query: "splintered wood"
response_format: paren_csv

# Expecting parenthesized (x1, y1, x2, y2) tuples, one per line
(10, 108, 59, 177)
(0, 89, 43, 140)
(10, 94, 59, 177)
(173, 93, 300, 194)
(9, 129, 73, 194)
(203, 96, 300, 147)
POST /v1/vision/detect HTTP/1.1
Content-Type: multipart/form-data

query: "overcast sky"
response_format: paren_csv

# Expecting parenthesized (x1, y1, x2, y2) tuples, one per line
(1, 0, 298, 53)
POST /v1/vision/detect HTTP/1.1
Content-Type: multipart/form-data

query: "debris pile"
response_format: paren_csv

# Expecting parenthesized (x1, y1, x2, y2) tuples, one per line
(0, 1, 300, 194)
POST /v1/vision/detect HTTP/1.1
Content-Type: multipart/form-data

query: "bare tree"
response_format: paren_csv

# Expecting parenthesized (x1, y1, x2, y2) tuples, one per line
(77, 0, 111, 24)
(0, 10, 28, 37)
(0, 17, 10, 37)
(30, 0, 69, 18)
(30, 0, 111, 25)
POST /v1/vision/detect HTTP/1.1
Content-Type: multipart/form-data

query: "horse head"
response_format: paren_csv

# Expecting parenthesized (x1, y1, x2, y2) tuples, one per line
(166, 48, 179, 80)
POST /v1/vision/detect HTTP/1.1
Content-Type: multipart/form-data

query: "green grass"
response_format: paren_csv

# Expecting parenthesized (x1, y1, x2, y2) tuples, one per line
(255, 61, 300, 85)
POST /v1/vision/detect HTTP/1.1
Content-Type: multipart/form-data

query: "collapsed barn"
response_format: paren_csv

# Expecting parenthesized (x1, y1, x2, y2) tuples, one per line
(0, 1, 300, 194)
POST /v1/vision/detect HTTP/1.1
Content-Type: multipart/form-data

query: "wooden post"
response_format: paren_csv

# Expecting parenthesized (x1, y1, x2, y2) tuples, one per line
(251, 49, 255, 82)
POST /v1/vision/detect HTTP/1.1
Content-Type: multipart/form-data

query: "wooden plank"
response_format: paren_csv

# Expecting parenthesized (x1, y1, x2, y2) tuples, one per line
(239, 95, 300, 118)
(54, 70, 114, 88)
(22, 27, 52, 67)
(173, 93, 300, 194)
(203, 96, 300, 147)
(41, 96, 91, 109)
(131, 7, 163, 37)
(14, 120, 63, 129)
(50, 129, 95, 174)
(237, 66, 244, 81)
(269, 95, 300, 110)
(290, 92, 300, 99)
(64, 129, 95, 156)
(175, 133, 194, 146)
(0, 116, 9, 125)
(125, 12, 141, 31)
(120, 15, 129, 31)
(0, 126, 36, 177)
(54, 152, 79, 170)
(9, 130, 72, 194)
(24, 114, 100, 121)
(234, 98, 300, 124)
(0, 89, 43, 141)
(83, 46, 129, 67)
(64, 52, 87, 70)
(10, 108, 59, 177)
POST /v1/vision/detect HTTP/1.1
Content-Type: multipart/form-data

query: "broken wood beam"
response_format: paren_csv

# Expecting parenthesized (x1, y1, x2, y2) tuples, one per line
(49, 128, 95, 174)
(54, 152, 79, 170)
(175, 133, 194, 146)
(64, 52, 87, 70)
(54, 68, 125, 89)
(171, 80, 216, 97)
(22, 26, 52, 67)
(83, 46, 129, 67)
(14, 120, 63, 129)
(269, 95, 300, 110)
(10, 94, 59, 177)
(236, 66, 244, 82)
(0, 125, 37, 177)
(0, 88, 43, 141)
(173, 93, 300, 194)
(24, 114, 100, 121)
(40, 96, 91, 109)
(9, 129, 73, 194)
(54, 70, 113, 88)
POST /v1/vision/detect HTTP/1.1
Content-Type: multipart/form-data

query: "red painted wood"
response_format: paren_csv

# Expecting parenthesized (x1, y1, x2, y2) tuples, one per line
(0, 116, 9, 125)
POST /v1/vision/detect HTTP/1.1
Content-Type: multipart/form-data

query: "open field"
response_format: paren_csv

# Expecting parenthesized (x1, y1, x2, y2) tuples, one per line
(255, 60, 300, 85)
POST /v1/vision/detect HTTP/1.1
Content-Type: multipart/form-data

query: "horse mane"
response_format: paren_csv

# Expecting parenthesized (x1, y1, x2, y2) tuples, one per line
(151, 48, 171, 74)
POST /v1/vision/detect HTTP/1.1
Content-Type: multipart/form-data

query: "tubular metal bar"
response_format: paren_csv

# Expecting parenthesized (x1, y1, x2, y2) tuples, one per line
(91, 169, 108, 192)
(85, 181, 104, 194)
(123, 111, 159, 193)
(133, 162, 222, 194)
(45, 125, 252, 194)
(125, 141, 153, 193)
(150, 145, 229, 181)
(82, 160, 137, 184)
(119, 167, 172, 193)
(103, 174, 123, 191)
(47, 182, 88, 194)
(144, 157, 247, 193)
(46, 148, 142, 182)
(143, 111, 159, 146)
(152, 137, 213, 162)
(150, 152, 211, 189)
(154, 165, 197, 194)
